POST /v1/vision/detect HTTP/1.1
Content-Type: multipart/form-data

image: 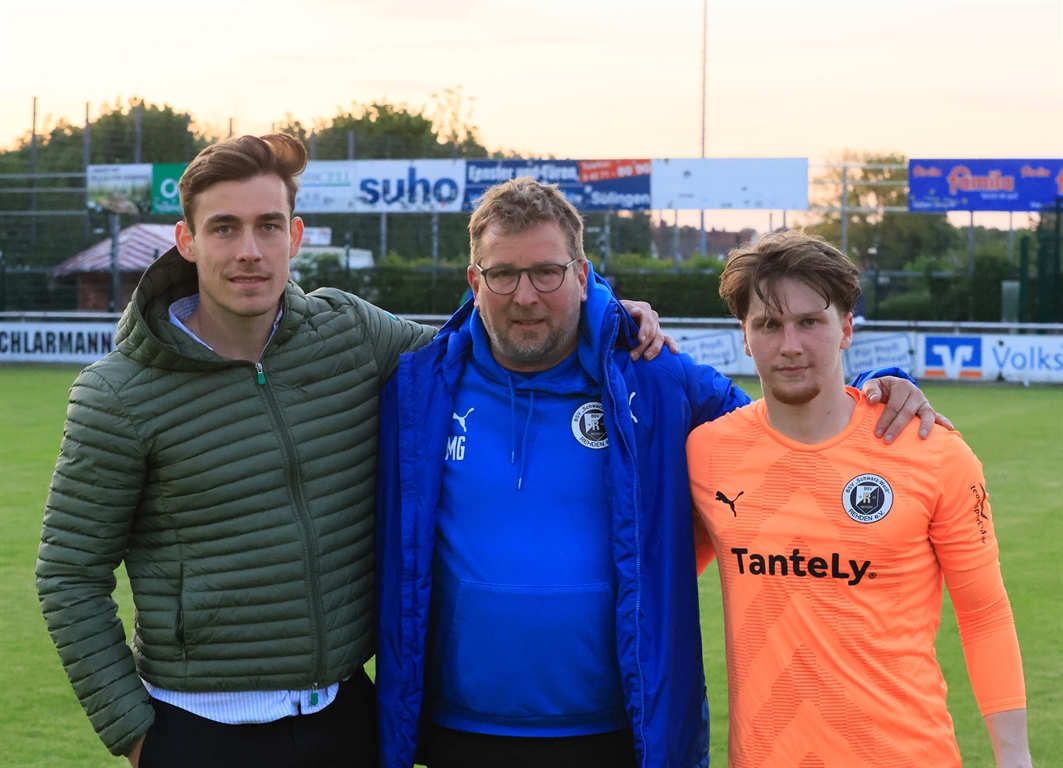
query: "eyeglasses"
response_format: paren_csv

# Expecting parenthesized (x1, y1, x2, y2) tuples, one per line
(475, 258, 579, 295)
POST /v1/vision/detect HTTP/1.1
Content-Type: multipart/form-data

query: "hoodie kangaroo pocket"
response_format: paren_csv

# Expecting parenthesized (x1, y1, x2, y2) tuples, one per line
(438, 581, 624, 719)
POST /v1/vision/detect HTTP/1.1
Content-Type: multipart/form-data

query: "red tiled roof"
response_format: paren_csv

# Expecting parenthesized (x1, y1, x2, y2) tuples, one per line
(50, 224, 175, 277)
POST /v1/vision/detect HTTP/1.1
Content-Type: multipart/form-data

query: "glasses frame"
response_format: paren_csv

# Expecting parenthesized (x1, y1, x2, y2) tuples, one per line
(474, 257, 580, 296)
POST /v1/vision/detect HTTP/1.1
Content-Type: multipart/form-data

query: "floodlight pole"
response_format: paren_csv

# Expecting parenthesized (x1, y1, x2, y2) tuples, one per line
(698, 0, 707, 257)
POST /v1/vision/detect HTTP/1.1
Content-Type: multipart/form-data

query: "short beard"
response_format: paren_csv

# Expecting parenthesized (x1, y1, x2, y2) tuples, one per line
(491, 323, 577, 370)
(771, 381, 821, 406)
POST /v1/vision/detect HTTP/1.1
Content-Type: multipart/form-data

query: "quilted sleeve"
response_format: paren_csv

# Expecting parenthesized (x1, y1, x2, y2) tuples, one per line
(353, 298, 437, 382)
(35, 368, 154, 757)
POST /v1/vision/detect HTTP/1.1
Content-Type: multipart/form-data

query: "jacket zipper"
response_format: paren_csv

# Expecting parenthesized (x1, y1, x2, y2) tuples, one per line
(602, 311, 647, 768)
(253, 360, 327, 690)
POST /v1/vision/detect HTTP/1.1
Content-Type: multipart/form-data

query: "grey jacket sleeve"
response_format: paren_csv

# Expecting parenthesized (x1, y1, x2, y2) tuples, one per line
(35, 368, 154, 757)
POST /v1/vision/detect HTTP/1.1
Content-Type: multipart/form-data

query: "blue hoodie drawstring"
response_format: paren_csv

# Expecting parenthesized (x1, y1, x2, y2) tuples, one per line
(507, 377, 517, 465)
(517, 391, 534, 490)
(506, 374, 535, 490)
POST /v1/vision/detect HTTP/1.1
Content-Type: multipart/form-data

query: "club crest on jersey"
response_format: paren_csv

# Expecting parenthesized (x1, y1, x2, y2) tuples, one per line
(842, 474, 893, 523)
(572, 402, 608, 449)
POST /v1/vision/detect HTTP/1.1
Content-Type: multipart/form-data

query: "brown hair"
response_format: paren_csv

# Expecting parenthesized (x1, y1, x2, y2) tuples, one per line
(469, 177, 585, 263)
(179, 133, 307, 232)
(719, 230, 861, 321)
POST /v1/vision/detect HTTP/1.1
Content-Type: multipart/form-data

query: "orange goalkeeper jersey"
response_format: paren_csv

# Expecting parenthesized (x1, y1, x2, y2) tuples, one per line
(687, 389, 1025, 768)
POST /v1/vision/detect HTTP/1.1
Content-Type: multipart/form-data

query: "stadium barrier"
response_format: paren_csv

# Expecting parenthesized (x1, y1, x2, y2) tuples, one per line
(1, 313, 1061, 384)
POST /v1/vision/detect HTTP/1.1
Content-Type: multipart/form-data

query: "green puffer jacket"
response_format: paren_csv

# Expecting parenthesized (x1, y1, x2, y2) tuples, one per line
(36, 248, 436, 756)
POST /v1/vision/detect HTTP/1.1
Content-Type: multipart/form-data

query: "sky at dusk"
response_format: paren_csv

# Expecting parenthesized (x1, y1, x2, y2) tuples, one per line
(2, 0, 1061, 231)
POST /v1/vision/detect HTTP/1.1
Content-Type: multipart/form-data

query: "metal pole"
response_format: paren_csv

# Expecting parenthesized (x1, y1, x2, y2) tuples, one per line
(1007, 211, 1014, 262)
(228, 118, 233, 139)
(30, 96, 38, 252)
(700, 0, 707, 159)
(1018, 235, 1030, 323)
(347, 130, 355, 160)
(603, 211, 612, 270)
(968, 211, 976, 320)
(133, 103, 142, 164)
(699, 0, 707, 256)
(344, 230, 352, 291)
(84, 103, 91, 240)
(310, 130, 317, 161)
(672, 209, 681, 267)
(431, 211, 439, 280)
(380, 213, 387, 260)
(840, 165, 848, 256)
(109, 212, 121, 311)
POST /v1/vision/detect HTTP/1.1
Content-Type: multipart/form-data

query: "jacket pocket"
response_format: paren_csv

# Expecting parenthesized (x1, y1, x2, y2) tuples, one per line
(174, 564, 186, 660)
(438, 581, 624, 719)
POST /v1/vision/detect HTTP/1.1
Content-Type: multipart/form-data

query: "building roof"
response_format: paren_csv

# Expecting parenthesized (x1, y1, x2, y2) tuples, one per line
(50, 224, 175, 278)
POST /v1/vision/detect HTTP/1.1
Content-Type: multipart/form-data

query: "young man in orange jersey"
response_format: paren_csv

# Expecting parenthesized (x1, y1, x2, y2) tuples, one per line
(687, 231, 1031, 768)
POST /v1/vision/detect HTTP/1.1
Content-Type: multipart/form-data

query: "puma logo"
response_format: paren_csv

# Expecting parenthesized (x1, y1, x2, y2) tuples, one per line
(452, 408, 474, 433)
(715, 490, 744, 516)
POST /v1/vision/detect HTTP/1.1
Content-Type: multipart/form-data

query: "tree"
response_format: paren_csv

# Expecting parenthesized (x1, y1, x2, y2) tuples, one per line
(805, 151, 958, 272)
(279, 89, 489, 160)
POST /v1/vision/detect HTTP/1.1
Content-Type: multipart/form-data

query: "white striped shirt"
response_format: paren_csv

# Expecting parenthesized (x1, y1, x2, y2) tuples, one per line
(147, 295, 341, 724)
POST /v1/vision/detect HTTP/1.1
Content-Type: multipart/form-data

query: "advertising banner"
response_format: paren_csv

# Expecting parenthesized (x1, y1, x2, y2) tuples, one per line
(152, 163, 187, 215)
(651, 158, 809, 210)
(908, 159, 1063, 212)
(464, 159, 651, 211)
(670, 328, 1062, 384)
(295, 159, 466, 213)
(87, 164, 152, 214)
(0, 322, 118, 364)
(918, 334, 1063, 383)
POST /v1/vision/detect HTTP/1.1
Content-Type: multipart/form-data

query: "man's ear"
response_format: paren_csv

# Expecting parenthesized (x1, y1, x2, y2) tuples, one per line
(467, 264, 481, 307)
(741, 323, 752, 357)
(840, 311, 854, 351)
(175, 221, 196, 264)
(576, 259, 589, 301)
(288, 217, 304, 260)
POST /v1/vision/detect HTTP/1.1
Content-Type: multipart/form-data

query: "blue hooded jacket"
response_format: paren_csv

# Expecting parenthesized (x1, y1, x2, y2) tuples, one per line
(375, 269, 911, 768)
(377, 270, 748, 768)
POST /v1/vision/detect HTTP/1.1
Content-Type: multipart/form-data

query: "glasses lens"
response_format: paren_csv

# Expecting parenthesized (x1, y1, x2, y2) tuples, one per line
(528, 264, 566, 292)
(484, 267, 519, 294)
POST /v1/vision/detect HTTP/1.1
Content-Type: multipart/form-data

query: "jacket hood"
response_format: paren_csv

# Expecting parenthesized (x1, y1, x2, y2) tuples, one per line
(114, 246, 305, 371)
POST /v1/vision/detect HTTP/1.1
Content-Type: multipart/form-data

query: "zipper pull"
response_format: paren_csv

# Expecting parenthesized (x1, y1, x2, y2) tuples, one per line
(309, 683, 319, 706)
(255, 362, 266, 386)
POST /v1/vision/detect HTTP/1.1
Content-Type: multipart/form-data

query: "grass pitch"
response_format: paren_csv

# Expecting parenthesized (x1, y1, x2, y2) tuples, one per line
(1, 366, 1060, 766)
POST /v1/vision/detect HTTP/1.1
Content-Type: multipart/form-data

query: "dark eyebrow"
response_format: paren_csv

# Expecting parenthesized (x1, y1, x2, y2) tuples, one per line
(203, 212, 288, 228)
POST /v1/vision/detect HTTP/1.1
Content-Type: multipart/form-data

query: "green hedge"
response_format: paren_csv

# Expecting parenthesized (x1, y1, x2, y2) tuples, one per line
(296, 264, 733, 318)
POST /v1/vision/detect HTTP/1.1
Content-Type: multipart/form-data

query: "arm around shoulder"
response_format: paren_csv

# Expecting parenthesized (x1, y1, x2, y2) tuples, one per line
(348, 296, 437, 382)
(676, 351, 752, 427)
(36, 368, 154, 756)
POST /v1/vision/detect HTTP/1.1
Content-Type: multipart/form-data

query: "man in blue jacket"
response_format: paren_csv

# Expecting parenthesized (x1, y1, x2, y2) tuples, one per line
(376, 178, 937, 768)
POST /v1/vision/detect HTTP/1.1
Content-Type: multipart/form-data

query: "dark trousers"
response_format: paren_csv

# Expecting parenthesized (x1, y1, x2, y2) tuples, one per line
(139, 670, 378, 768)
(421, 724, 638, 768)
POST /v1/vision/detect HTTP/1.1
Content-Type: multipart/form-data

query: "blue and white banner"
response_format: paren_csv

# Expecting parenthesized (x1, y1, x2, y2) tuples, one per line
(908, 159, 1063, 212)
(464, 159, 652, 211)
(670, 328, 1063, 384)
(295, 159, 466, 213)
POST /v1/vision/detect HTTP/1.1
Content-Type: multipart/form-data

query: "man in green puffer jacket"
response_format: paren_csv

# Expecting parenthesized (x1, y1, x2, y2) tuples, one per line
(34, 134, 437, 767)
